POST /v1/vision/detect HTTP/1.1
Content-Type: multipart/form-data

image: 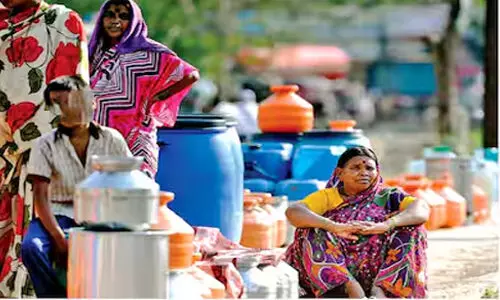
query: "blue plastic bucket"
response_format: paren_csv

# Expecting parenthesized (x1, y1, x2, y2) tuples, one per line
(156, 114, 244, 242)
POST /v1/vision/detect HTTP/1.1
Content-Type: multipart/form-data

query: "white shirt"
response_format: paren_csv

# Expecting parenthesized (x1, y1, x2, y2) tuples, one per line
(27, 124, 132, 218)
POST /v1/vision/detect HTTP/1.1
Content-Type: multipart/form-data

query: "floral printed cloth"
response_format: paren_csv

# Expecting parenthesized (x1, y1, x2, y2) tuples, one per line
(0, 2, 88, 297)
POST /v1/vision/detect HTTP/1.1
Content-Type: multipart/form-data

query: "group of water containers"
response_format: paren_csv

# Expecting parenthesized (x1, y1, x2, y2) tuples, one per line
(156, 113, 498, 240)
(403, 146, 499, 228)
(155, 114, 369, 241)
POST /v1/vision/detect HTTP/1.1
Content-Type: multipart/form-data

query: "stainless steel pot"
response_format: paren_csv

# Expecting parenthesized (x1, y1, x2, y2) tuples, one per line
(74, 156, 159, 229)
(68, 228, 169, 298)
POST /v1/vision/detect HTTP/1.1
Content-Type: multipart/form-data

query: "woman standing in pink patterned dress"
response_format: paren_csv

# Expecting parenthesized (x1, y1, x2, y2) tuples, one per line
(0, 0, 88, 297)
(89, 0, 199, 178)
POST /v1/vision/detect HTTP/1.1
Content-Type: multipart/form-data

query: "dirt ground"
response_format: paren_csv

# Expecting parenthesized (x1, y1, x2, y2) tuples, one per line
(427, 224, 499, 298)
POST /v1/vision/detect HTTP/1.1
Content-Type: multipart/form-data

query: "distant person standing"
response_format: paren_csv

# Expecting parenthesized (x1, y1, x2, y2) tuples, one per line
(0, 0, 88, 296)
(89, 0, 199, 178)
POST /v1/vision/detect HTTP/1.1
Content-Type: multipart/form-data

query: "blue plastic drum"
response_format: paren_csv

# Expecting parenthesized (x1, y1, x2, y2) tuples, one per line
(156, 114, 244, 242)
(242, 142, 293, 181)
(244, 178, 276, 194)
(299, 129, 371, 148)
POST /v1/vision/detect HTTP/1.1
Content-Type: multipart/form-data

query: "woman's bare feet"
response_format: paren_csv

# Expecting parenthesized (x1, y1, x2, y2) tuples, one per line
(345, 279, 366, 298)
(371, 286, 387, 298)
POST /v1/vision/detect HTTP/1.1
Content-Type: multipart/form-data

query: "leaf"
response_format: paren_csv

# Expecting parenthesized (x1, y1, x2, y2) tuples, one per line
(6, 272, 15, 291)
(45, 9, 57, 25)
(22, 278, 35, 297)
(6, 142, 18, 155)
(0, 90, 10, 112)
(50, 115, 60, 129)
(28, 68, 43, 94)
(0, 60, 4, 74)
(20, 122, 41, 142)
(15, 243, 21, 259)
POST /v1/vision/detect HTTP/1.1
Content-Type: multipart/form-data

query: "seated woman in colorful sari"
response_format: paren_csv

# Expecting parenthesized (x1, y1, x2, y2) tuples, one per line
(88, 0, 199, 178)
(284, 146, 429, 298)
(20, 75, 131, 298)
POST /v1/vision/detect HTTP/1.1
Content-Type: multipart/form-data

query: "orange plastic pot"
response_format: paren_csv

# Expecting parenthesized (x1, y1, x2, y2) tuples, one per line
(258, 85, 314, 133)
(431, 179, 466, 228)
(329, 120, 356, 131)
(151, 192, 194, 270)
(403, 180, 442, 230)
(472, 185, 489, 224)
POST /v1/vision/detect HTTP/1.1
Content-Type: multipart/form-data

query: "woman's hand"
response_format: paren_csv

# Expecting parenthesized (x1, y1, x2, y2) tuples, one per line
(325, 221, 365, 241)
(356, 220, 391, 235)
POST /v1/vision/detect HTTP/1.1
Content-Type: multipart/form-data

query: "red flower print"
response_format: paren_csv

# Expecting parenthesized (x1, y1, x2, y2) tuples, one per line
(9, 5, 38, 24)
(15, 194, 25, 236)
(5, 36, 44, 67)
(45, 42, 81, 84)
(0, 255, 12, 281)
(64, 11, 85, 41)
(0, 20, 7, 31)
(6, 102, 37, 133)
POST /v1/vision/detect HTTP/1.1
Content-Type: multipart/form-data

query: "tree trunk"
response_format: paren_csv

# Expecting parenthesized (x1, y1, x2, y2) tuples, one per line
(483, 0, 498, 148)
(433, 0, 461, 146)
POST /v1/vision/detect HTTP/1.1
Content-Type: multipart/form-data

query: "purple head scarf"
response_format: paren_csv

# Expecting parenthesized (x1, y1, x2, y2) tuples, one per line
(88, 0, 174, 58)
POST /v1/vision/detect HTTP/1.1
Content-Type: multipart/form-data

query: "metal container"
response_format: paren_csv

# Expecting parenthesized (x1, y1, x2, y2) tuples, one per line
(74, 156, 159, 230)
(451, 157, 474, 216)
(67, 228, 169, 298)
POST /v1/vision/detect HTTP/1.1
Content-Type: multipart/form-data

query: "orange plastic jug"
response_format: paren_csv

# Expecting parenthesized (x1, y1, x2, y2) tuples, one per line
(258, 85, 314, 133)
(431, 180, 466, 228)
(257, 194, 281, 248)
(329, 120, 357, 131)
(151, 192, 195, 270)
(270, 196, 287, 248)
(402, 180, 441, 230)
(246, 193, 277, 246)
(421, 181, 447, 228)
(240, 196, 274, 249)
(472, 185, 489, 224)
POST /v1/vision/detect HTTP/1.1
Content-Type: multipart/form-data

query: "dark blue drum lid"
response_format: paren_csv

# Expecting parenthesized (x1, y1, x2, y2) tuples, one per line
(161, 113, 235, 129)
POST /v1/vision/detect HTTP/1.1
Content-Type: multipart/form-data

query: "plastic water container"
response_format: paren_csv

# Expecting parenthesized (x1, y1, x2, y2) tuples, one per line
(274, 179, 326, 202)
(298, 120, 371, 149)
(472, 151, 499, 217)
(244, 179, 276, 194)
(275, 179, 326, 245)
(292, 145, 347, 180)
(251, 132, 303, 146)
(156, 114, 244, 242)
(242, 142, 293, 181)
(424, 145, 457, 180)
